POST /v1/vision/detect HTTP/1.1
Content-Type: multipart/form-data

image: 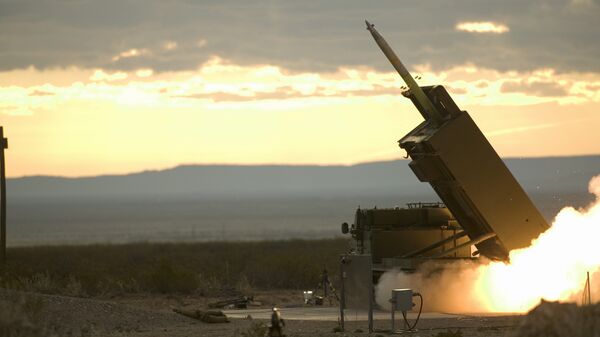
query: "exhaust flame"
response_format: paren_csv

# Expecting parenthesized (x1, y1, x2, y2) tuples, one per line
(376, 175, 600, 313)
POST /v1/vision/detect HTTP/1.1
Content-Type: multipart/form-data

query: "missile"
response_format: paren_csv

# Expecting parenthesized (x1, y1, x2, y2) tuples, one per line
(365, 20, 444, 124)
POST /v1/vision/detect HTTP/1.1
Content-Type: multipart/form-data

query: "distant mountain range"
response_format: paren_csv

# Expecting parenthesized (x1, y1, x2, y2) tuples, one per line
(5, 155, 599, 246)
(8, 156, 600, 199)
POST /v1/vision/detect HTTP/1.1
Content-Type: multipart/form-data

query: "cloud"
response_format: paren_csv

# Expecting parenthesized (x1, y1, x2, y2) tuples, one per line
(112, 48, 151, 62)
(0, 105, 33, 116)
(584, 83, 600, 91)
(162, 41, 178, 51)
(446, 86, 468, 95)
(29, 89, 54, 96)
(176, 84, 403, 102)
(571, 0, 595, 5)
(5, 59, 599, 116)
(456, 21, 509, 34)
(90, 70, 128, 82)
(135, 69, 154, 78)
(487, 122, 560, 137)
(500, 80, 569, 97)
(0, 0, 600, 74)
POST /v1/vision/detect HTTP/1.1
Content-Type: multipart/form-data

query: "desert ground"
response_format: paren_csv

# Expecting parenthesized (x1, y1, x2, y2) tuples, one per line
(1, 288, 521, 337)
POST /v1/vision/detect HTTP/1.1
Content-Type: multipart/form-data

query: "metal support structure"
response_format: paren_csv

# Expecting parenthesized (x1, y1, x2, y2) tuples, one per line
(390, 309, 409, 333)
(368, 282, 373, 333)
(339, 258, 345, 331)
(339, 254, 373, 333)
(428, 233, 496, 259)
(401, 231, 467, 258)
(390, 305, 395, 332)
(0, 126, 7, 268)
(582, 271, 592, 305)
(588, 272, 592, 304)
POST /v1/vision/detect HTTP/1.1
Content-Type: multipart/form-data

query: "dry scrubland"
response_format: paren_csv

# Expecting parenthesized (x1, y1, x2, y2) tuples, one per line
(0, 239, 348, 297)
(1, 239, 599, 337)
(0, 239, 347, 336)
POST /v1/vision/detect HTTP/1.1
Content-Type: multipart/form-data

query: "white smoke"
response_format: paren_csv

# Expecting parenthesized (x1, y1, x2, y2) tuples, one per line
(375, 259, 494, 312)
(588, 175, 600, 197)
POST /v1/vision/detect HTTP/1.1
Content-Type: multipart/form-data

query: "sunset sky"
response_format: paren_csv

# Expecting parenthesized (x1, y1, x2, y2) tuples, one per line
(1, 0, 599, 177)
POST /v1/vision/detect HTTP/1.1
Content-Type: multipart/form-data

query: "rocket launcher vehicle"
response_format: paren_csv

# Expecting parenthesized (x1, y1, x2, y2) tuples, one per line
(366, 21, 549, 261)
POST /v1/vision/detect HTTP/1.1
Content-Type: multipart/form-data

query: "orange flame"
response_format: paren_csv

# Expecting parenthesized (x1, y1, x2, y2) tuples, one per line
(473, 174, 600, 312)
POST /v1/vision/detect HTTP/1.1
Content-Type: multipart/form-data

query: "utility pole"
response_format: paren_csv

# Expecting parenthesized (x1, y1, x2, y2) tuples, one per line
(0, 126, 7, 267)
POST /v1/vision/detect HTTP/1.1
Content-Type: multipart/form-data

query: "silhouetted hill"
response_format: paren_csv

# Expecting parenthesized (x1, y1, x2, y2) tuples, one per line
(8, 156, 600, 199)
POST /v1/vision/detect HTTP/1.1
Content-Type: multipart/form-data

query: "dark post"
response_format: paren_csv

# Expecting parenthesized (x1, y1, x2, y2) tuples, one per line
(0, 126, 7, 267)
(339, 256, 345, 331)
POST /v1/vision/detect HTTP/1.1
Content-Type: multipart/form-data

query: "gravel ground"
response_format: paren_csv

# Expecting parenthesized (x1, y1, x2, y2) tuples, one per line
(0, 289, 520, 337)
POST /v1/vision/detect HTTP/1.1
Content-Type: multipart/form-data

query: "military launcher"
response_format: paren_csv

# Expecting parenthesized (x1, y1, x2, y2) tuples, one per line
(341, 22, 549, 278)
(338, 22, 550, 331)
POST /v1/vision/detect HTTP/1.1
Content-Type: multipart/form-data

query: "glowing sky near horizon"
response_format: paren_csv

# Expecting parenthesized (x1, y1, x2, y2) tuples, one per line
(2, 58, 599, 177)
(1, 0, 600, 177)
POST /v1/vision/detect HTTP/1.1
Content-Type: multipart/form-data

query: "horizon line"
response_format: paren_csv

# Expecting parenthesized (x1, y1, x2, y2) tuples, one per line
(7, 153, 600, 180)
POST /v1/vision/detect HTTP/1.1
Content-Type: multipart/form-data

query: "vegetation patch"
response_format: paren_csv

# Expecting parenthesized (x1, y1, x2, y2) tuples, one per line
(1, 239, 347, 297)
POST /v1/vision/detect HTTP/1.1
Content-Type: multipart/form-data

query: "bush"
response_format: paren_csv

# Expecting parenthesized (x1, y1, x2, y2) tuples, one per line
(146, 258, 198, 293)
(0, 294, 51, 337)
(239, 321, 268, 337)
